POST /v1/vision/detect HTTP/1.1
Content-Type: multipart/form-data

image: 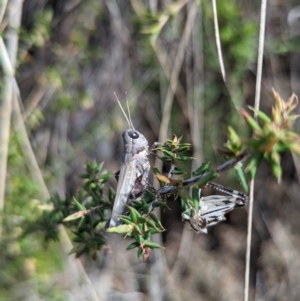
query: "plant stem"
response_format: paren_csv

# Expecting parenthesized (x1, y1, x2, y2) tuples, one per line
(0, 0, 22, 236)
(244, 1, 267, 300)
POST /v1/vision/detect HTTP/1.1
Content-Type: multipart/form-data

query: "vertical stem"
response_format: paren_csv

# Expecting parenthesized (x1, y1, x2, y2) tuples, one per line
(0, 67, 13, 213)
(244, 0, 267, 300)
(0, 0, 8, 22)
(6, 0, 22, 68)
(212, 0, 226, 81)
(253, 1, 267, 115)
(0, 0, 23, 236)
(244, 180, 255, 301)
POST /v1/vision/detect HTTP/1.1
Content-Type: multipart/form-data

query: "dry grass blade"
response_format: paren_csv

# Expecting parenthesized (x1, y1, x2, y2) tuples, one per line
(0, 0, 8, 23)
(0, 0, 22, 236)
(0, 45, 13, 215)
(244, 1, 268, 301)
(212, 0, 226, 81)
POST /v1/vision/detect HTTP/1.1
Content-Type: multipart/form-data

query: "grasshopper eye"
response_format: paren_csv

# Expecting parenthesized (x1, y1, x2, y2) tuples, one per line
(128, 131, 139, 139)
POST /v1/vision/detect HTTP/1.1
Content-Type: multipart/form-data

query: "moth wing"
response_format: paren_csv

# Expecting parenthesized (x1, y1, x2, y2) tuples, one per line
(200, 195, 242, 210)
(199, 196, 237, 228)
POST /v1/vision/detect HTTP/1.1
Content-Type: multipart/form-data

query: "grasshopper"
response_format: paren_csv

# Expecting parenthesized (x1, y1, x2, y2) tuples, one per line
(107, 94, 150, 228)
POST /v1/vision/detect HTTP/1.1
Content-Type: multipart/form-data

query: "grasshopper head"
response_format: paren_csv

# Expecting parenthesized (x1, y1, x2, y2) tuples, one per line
(122, 129, 149, 154)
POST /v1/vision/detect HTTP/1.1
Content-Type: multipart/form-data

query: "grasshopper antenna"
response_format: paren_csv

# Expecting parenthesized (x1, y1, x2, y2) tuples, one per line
(114, 92, 132, 130)
(125, 91, 136, 131)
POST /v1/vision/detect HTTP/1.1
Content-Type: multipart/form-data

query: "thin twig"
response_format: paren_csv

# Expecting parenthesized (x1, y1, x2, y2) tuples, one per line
(212, 0, 226, 81)
(244, 1, 267, 300)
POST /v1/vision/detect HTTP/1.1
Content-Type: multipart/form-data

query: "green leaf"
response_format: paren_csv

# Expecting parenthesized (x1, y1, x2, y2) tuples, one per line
(144, 241, 162, 249)
(137, 247, 144, 259)
(192, 162, 210, 176)
(193, 171, 218, 187)
(100, 172, 112, 183)
(127, 206, 142, 223)
(126, 241, 140, 250)
(177, 143, 192, 148)
(135, 234, 145, 245)
(63, 211, 85, 222)
(271, 162, 282, 183)
(239, 107, 262, 132)
(108, 187, 115, 202)
(94, 161, 103, 172)
(145, 218, 158, 230)
(158, 149, 175, 158)
(147, 215, 165, 231)
(157, 156, 172, 162)
(153, 201, 167, 208)
(132, 200, 144, 209)
(119, 215, 133, 225)
(248, 106, 271, 123)
(191, 187, 200, 211)
(144, 189, 156, 203)
(142, 202, 150, 213)
(227, 126, 241, 145)
(274, 141, 292, 153)
(132, 224, 143, 235)
(178, 197, 189, 212)
(171, 166, 185, 175)
(148, 229, 161, 235)
(246, 152, 263, 179)
(270, 151, 281, 165)
(149, 213, 160, 225)
(177, 145, 191, 152)
(72, 197, 86, 211)
(152, 166, 162, 175)
(137, 216, 147, 224)
(176, 156, 194, 161)
(106, 224, 133, 233)
(234, 164, 249, 193)
(77, 216, 85, 228)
